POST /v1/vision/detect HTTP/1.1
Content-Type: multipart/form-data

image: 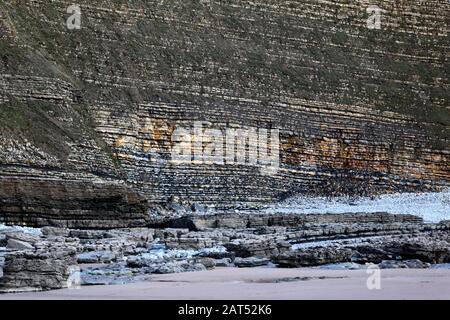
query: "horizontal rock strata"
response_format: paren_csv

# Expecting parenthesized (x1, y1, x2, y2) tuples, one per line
(1, 213, 449, 292)
(165, 212, 423, 230)
(0, 1, 448, 227)
(0, 242, 78, 293)
(0, 176, 148, 228)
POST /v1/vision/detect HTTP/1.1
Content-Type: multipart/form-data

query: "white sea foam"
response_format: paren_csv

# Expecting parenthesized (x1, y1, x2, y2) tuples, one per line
(263, 190, 450, 223)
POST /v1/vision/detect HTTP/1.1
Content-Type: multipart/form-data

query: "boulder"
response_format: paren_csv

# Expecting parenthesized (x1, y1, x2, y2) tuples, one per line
(6, 238, 34, 250)
(352, 234, 450, 264)
(0, 245, 78, 292)
(214, 258, 233, 267)
(234, 257, 270, 268)
(69, 230, 115, 240)
(196, 257, 216, 269)
(41, 227, 70, 238)
(383, 240, 450, 264)
(4, 232, 40, 244)
(77, 251, 117, 264)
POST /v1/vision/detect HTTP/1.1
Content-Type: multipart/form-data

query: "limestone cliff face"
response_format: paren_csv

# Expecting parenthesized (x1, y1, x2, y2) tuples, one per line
(0, 1, 449, 224)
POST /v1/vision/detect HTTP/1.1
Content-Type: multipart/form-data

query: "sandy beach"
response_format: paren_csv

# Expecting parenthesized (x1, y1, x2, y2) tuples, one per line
(1, 267, 449, 300)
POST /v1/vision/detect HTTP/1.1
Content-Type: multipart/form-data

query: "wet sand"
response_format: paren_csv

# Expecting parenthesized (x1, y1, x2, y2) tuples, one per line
(1, 267, 449, 300)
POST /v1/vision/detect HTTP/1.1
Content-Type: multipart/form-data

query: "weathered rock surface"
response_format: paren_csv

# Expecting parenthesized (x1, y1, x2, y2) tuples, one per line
(1, 212, 450, 292)
(0, 244, 78, 292)
(195, 257, 216, 270)
(166, 212, 424, 231)
(41, 226, 70, 238)
(351, 233, 450, 264)
(6, 238, 34, 250)
(0, 1, 449, 228)
(234, 257, 270, 268)
(80, 264, 138, 286)
(0, 178, 149, 228)
(224, 239, 291, 258)
(77, 251, 117, 264)
(273, 247, 353, 267)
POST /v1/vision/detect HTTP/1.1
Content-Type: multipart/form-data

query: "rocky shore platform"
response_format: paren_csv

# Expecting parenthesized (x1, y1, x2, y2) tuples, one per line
(0, 212, 449, 293)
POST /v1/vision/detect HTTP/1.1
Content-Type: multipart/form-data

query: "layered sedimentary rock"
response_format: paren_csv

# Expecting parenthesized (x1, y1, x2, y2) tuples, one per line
(272, 231, 450, 267)
(274, 247, 353, 267)
(0, 1, 449, 225)
(0, 175, 148, 228)
(167, 212, 423, 230)
(0, 239, 78, 292)
(1, 213, 449, 292)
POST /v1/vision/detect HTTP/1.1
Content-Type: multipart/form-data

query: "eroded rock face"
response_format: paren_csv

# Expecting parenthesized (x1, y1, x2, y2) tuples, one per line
(165, 212, 424, 231)
(0, 1, 449, 227)
(273, 247, 353, 267)
(271, 229, 450, 267)
(0, 213, 449, 292)
(0, 177, 149, 228)
(351, 234, 450, 264)
(224, 239, 291, 258)
(234, 257, 270, 268)
(0, 245, 78, 292)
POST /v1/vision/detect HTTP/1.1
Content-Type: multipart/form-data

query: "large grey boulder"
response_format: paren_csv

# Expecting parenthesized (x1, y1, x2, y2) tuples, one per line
(6, 238, 34, 250)
(0, 244, 78, 292)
